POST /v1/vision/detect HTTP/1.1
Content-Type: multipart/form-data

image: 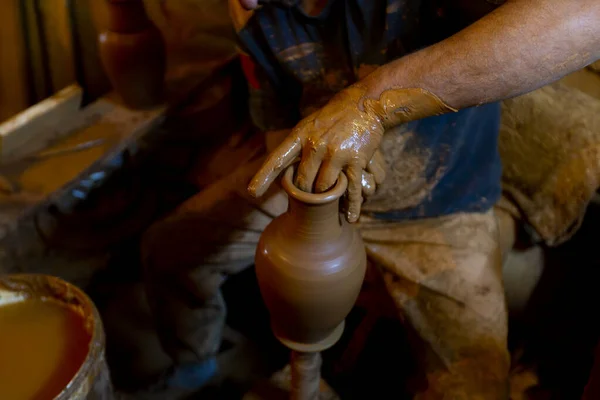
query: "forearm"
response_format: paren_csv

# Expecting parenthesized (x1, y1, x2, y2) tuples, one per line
(361, 0, 600, 110)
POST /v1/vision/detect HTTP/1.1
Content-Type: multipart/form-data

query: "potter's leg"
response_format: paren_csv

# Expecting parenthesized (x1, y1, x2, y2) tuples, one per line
(141, 156, 287, 385)
(360, 211, 509, 399)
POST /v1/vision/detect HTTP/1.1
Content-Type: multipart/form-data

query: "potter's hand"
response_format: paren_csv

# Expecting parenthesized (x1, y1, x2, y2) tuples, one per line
(248, 85, 454, 222)
(268, 130, 386, 206)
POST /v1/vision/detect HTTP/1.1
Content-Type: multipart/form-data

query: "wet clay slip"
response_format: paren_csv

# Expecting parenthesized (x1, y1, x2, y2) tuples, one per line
(0, 274, 112, 400)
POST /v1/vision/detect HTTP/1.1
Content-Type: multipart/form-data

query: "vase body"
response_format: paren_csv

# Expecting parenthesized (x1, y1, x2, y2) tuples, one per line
(98, 0, 165, 109)
(255, 167, 367, 352)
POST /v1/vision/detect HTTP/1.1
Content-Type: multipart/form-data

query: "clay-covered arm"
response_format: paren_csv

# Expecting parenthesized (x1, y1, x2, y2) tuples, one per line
(361, 0, 600, 111)
(249, 0, 600, 222)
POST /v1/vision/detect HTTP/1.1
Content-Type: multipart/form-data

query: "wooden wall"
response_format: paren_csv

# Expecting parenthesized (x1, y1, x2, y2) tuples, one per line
(0, 0, 110, 123)
(0, 0, 29, 122)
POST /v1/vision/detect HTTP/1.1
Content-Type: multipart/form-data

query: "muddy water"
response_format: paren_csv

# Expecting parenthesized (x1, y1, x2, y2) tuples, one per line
(0, 299, 91, 400)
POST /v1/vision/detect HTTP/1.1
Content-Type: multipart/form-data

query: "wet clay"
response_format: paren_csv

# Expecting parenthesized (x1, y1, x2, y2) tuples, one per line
(248, 85, 454, 222)
(99, 0, 165, 109)
(0, 274, 112, 400)
(362, 129, 447, 215)
(255, 166, 366, 351)
(0, 299, 91, 400)
(359, 86, 456, 129)
(499, 82, 600, 245)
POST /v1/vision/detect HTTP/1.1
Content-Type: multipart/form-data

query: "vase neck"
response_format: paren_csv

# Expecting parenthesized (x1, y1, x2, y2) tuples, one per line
(284, 197, 343, 241)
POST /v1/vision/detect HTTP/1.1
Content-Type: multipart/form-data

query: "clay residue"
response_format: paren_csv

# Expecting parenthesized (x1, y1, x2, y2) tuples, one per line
(362, 87, 456, 129)
(499, 82, 600, 245)
(0, 274, 101, 400)
(363, 128, 445, 213)
(549, 52, 592, 75)
(0, 299, 91, 400)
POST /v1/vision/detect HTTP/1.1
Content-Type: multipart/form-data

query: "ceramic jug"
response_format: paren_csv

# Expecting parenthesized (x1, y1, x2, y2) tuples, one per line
(98, 0, 165, 109)
(255, 165, 367, 352)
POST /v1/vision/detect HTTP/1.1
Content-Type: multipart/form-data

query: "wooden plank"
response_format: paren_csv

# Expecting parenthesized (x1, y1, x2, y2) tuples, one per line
(9, 93, 165, 199)
(0, 90, 166, 202)
(0, 85, 82, 160)
(0, 92, 166, 276)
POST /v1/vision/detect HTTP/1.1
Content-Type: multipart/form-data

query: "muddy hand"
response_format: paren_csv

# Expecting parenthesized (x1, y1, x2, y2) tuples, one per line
(361, 150, 386, 198)
(247, 87, 383, 222)
(248, 85, 455, 222)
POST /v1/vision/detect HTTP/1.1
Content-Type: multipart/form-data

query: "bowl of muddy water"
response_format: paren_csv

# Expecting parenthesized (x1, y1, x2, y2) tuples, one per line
(0, 274, 113, 400)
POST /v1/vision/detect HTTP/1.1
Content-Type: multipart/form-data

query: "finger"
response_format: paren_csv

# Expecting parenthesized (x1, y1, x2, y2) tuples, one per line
(295, 137, 326, 192)
(248, 135, 301, 198)
(361, 171, 376, 197)
(314, 157, 343, 193)
(366, 150, 386, 184)
(345, 164, 363, 223)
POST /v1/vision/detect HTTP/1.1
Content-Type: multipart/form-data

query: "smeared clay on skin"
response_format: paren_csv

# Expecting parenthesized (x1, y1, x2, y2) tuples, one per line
(248, 84, 455, 222)
(361, 150, 386, 198)
(359, 86, 457, 130)
(362, 130, 447, 214)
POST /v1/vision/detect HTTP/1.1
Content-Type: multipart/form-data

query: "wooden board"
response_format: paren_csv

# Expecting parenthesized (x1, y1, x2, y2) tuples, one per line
(0, 91, 165, 276)
(0, 85, 82, 161)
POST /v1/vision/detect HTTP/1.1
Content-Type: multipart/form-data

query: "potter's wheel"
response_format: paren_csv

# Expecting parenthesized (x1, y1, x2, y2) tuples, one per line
(243, 364, 340, 400)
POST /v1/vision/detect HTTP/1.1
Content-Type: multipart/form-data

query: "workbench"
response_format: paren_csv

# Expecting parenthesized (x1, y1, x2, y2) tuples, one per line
(0, 85, 165, 284)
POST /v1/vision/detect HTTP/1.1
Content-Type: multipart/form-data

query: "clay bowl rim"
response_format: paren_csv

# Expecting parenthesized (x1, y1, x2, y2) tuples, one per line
(0, 273, 105, 399)
(282, 164, 348, 204)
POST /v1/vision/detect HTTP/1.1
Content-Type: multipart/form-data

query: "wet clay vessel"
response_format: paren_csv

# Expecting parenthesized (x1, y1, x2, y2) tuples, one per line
(98, 0, 165, 109)
(255, 166, 367, 352)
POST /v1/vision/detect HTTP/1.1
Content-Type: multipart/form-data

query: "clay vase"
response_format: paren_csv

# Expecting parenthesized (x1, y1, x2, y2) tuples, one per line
(98, 0, 165, 109)
(255, 166, 367, 352)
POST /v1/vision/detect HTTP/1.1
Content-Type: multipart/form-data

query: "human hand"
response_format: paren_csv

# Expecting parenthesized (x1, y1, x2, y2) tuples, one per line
(266, 129, 386, 202)
(248, 87, 384, 222)
(248, 85, 454, 222)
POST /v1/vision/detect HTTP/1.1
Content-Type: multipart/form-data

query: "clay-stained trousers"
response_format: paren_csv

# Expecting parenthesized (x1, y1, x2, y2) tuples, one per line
(142, 153, 509, 399)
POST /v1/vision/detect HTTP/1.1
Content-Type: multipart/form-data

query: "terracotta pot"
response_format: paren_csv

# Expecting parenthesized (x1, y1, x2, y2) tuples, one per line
(98, 0, 165, 109)
(255, 166, 367, 352)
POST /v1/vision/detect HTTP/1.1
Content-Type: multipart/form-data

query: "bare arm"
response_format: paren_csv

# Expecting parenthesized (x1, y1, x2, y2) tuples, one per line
(249, 0, 600, 222)
(363, 0, 600, 108)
